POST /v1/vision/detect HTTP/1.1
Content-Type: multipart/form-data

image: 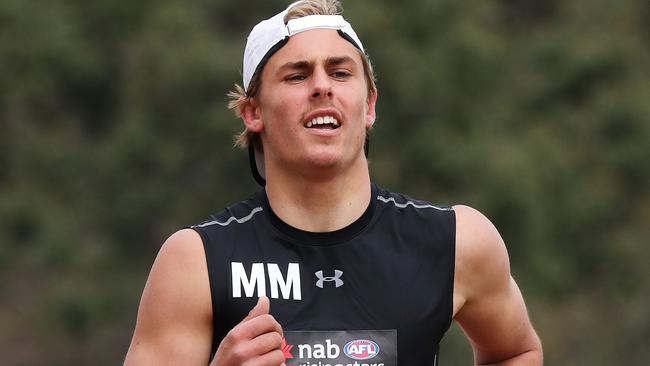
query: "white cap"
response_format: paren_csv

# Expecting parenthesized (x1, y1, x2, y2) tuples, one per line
(242, 1, 367, 186)
(242, 1, 365, 91)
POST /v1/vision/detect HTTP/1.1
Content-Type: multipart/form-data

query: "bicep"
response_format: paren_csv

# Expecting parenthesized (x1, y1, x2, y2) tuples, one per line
(125, 229, 213, 365)
(453, 205, 540, 364)
(455, 276, 538, 364)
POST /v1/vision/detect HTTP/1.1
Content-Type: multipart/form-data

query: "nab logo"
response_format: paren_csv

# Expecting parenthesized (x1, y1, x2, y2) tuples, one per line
(231, 262, 301, 300)
(343, 339, 380, 360)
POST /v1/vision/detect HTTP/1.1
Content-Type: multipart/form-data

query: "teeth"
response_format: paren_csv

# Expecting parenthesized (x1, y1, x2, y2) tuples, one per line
(306, 115, 339, 128)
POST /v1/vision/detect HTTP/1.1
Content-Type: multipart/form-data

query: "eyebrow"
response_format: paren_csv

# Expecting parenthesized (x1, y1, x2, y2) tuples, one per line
(278, 55, 357, 72)
(325, 55, 356, 67)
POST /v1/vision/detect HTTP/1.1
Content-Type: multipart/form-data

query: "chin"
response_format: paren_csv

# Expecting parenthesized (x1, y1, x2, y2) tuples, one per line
(301, 150, 340, 166)
(313, 151, 366, 170)
(308, 157, 340, 169)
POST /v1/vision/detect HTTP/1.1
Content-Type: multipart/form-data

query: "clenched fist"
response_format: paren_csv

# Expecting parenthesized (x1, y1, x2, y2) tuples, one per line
(211, 297, 286, 366)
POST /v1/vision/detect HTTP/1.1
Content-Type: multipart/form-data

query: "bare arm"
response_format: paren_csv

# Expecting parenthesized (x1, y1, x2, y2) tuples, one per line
(124, 229, 286, 366)
(453, 205, 543, 365)
(124, 229, 214, 364)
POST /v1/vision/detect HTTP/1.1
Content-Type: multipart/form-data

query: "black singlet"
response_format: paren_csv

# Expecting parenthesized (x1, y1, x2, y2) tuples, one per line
(191, 183, 456, 366)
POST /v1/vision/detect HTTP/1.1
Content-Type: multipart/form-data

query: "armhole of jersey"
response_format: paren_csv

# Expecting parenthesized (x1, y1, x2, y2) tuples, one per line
(189, 226, 220, 361)
(446, 207, 457, 330)
(434, 344, 440, 366)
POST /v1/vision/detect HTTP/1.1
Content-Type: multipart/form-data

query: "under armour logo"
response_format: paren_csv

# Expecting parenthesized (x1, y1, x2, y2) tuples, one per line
(315, 270, 344, 288)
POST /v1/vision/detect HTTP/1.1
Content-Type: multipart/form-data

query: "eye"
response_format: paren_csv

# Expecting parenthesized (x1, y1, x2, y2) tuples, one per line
(285, 74, 307, 82)
(331, 70, 352, 79)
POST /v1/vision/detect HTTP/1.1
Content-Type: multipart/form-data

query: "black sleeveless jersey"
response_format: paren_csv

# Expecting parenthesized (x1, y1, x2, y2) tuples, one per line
(191, 183, 456, 366)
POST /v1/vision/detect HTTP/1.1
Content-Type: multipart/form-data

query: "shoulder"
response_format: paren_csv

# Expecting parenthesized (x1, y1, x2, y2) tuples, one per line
(374, 184, 454, 224)
(143, 228, 210, 321)
(372, 185, 455, 247)
(156, 229, 206, 271)
(373, 185, 453, 225)
(374, 184, 452, 211)
(125, 228, 213, 363)
(453, 205, 510, 305)
(191, 190, 266, 231)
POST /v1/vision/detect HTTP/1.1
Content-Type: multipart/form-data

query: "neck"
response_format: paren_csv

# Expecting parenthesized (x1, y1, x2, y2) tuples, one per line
(264, 157, 372, 232)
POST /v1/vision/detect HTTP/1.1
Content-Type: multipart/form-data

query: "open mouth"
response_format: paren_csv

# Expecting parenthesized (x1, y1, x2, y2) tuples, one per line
(305, 115, 340, 129)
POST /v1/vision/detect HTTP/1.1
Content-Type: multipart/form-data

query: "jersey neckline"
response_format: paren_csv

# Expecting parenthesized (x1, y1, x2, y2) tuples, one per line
(258, 183, 378, 246)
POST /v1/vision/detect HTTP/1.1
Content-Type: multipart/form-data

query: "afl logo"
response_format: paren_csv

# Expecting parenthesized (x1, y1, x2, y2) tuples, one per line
(343, 339, 380, 360)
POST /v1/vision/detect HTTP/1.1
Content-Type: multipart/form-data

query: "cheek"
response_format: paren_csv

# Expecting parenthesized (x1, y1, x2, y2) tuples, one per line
(264, 91, 303, 117)
(261, 97, 303, 136)
(348, 98, 370, 125)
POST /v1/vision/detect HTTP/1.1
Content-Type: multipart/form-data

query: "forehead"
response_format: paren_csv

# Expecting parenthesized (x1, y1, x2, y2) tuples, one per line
(264, 29, 363, 70)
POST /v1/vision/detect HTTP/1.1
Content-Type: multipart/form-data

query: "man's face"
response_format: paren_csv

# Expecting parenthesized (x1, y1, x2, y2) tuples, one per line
(244, 28, 377, 180)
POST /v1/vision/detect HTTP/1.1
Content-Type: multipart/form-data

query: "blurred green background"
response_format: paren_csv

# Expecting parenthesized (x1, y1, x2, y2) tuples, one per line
(1, 0, 649, 364)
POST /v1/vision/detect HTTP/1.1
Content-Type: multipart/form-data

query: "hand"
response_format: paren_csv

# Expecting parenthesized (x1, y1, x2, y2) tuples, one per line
(210, 296, 286, 366)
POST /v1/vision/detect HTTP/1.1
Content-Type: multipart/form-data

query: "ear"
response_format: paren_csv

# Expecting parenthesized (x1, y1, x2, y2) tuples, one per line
(240, 98, 264, 133)
(365, 89, 378, 129)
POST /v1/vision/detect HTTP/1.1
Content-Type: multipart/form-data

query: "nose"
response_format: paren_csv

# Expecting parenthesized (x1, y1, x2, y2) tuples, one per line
(311, 68, 332, 99)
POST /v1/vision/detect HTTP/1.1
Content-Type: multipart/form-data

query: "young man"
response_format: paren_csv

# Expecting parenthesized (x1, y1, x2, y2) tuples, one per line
(125, 1, 542, 365)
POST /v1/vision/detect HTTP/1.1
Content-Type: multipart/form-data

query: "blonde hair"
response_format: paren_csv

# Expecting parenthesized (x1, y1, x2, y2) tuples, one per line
(228, 0, 377, 148)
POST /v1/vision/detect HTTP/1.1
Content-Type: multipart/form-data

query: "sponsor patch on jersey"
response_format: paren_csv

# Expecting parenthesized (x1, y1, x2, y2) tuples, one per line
(343, 339, 380, 360)
(282, 330, 396, 366)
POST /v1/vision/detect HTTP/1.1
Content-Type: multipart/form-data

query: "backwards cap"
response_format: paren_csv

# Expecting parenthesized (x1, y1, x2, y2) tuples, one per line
(242, 1, 366, 185)
(242, 0, 365, 92)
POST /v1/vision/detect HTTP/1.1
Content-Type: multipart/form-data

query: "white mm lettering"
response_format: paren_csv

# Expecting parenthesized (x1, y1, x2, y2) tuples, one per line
(231, 262, 266, 298)
(268, 263, 301, 300)
(231, 262, 302, 300)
